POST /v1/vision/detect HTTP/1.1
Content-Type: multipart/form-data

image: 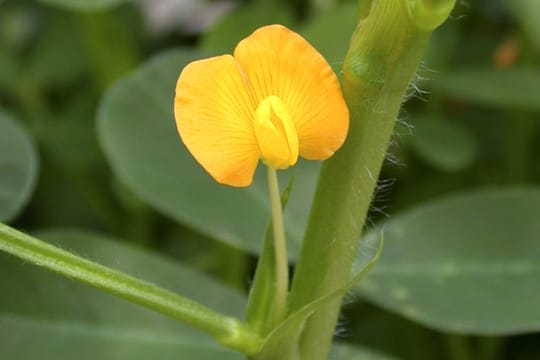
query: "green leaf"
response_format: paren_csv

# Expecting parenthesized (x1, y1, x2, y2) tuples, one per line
(299, 2, 357, 73)
(0, 110, 39, 222)
(358, 187, 540, 335)
(37, 0, 129, 11)
(200, 3, 295, 54)
(343, 301, 446, 360)
(331, 342, 399, 360)
(0, 229, 245, 359)
(97, 50, 319, 256)
(406, 113, 477, 172)
(430, 68, 540, 111)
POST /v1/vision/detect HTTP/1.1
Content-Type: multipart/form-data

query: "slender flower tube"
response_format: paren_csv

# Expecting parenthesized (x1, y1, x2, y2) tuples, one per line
(174, 24, 349, 187)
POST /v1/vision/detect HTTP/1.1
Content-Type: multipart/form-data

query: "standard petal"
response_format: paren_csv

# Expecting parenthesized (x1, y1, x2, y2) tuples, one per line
(233, 25, 349, 160)
(174, 55, 260, 187)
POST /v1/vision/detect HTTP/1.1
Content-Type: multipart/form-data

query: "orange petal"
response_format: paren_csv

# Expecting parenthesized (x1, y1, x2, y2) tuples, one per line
(233, 24, 349, 160)
(174, 55, 260, 187)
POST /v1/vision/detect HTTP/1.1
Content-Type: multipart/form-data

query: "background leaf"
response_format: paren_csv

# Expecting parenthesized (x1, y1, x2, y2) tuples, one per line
(37, 0, 129, 12)
(358, 187, 540, 335)
(331, 342, 399, 360)
(0, 229, 244, 359)
(26, 12, 88, 88)
(200, 3, 295, 53)
(405, 113, 477, 172)
(504, 0, 540, 52)
(97, 50, 319, 257)
(429, 68, 540, 111)
(0, 110, 39, 222)
(342, 301, 448, 360)
(299, 2, 357, 73)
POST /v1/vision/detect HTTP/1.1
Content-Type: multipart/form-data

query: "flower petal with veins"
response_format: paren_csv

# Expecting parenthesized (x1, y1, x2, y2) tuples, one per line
(174, 25, 349, 187)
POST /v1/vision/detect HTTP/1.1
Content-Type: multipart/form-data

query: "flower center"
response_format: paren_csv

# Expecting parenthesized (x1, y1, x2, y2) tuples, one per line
(253, 96, 299, 169)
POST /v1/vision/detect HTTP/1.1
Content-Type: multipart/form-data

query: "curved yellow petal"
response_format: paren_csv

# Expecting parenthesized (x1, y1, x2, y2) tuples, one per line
(254, 95, 298, 169)
(174, 55, 259, 187)
(233, 24, 349, 160)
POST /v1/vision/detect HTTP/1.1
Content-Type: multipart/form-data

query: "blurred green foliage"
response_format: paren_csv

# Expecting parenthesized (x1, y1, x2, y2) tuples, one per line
(1, 0, 539, 359)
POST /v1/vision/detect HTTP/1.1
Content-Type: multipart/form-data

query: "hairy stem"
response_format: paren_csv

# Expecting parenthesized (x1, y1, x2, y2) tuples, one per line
(288, 1, 453, 359)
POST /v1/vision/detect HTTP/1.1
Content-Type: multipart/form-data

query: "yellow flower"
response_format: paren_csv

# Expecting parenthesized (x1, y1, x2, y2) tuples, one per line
(174, 24, 349, 187)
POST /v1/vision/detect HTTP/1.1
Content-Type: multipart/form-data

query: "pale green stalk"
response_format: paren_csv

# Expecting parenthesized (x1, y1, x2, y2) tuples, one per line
(0, 222, 262, 355)
(267, 166, 289, 324)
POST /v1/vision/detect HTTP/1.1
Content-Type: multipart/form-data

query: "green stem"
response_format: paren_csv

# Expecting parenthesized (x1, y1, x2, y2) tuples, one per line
(0, 223, 262, 355)
(267, 166, 289, 324)
(288, 1, 453, 359)
(446, 334, 472, 360)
